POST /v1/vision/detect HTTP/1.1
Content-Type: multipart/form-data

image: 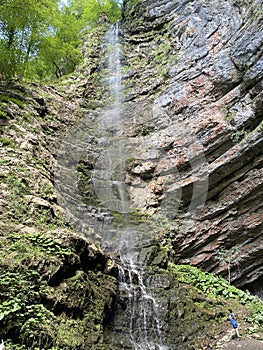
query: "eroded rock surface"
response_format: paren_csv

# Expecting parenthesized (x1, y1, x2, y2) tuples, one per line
(120, 0, 263, 294)
(1, 1, 263, 349)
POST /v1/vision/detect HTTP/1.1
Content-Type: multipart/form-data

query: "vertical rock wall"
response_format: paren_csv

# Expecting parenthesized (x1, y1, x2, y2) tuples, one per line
(120, 0, 263, 294)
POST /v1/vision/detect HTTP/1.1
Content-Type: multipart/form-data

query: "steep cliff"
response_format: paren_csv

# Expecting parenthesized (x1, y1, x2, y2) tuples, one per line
(0, 0, 263, 349)
(121, 0, 263, 295)
(0, 76, 118, 349)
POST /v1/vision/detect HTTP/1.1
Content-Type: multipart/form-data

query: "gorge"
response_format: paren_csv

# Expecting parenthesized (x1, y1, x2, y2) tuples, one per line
(0, 0, 262, 349)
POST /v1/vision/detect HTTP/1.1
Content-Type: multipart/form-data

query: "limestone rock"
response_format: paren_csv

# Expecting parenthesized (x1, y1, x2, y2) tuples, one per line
(122, 0, 263, 295)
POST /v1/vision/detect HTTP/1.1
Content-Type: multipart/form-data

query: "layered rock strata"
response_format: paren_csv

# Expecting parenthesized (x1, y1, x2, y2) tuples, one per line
(120, 0, 263, 294)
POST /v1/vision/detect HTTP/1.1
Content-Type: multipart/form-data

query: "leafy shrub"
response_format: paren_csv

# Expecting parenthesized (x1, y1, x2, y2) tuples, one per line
(245, 303, 263, 328)
(168, 263, 263, 335)
(8, 233, 72, 258)
(0, 270, 50, 332)
(169, 263, 254, 302)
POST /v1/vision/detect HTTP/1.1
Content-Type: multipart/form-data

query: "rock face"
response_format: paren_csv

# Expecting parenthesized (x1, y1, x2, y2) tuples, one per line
(0, 79, 119, 349)
(0, 1, 263, 349)
(120, 0, 263, 294)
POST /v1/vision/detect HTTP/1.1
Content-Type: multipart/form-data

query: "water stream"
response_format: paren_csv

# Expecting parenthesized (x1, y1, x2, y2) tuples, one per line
(112, 228, 169, 350)
(95, 23, 170, 350)
(94, 22, 130, 214)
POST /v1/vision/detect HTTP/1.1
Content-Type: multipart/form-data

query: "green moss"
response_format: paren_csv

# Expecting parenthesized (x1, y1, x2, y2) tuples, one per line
(0, 108, 9, 120)
(1, 175, 30, 222)
(225, 111, 236, 120)
(6, 174, 29, 196)
(1, 171, 63, 228)
(231, 129, 248, 143)
(0, 231, 117, 350)
(168, 263, 263, 336)
(0, 159, 12, 165)
(41, 184, 54, 200)
(137, 124, 154, 136)
(124, 0, 142, 19)
(0, 137, 15, 147)
(0, 233, 71, 274)
(77, 161, 101, 206)
(237, 120, 263, 144)
(8, 232, 72, 258)
(152, 43, 172, 63)
(0, 94, 25, 108)
(111, 209, 149, 228)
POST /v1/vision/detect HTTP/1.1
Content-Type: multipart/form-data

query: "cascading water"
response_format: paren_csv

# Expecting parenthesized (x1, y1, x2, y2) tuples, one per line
(94, 23, 170, 350)
(94, 22, 130, 214)
(115, 229, 169, 350)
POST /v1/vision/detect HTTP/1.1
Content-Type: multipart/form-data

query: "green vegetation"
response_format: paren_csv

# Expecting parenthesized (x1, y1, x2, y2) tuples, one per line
(0, 270, 54, 345)
(171, 263, 251, 301)
(0, 109, 9, 120)
(0, 228, 262, 349)
(124, 0, 142, 20)
(231, 121, 262, 145)
(0, 231, 117, 350)
(0, 172, 64, 228)
(77, 161, 101, 206)
(215, 245, 241, 284)
(0, 233, 74, 348)
(4, 174, 29, 221)
(137, 124, 154, 136)
(169, 263, 263, 335)
(0, 232, 72, 274)
(234, 120, 263, 145)
(7, 232, 72, 260)
(111, 209, 150, 228)
(0, 0, 122, 81)
(231, 129, 248, 143)
(152, 43, 171, 64)
(41, 184, 54, 200)
(0, 94, 25, 108)
(0, 137, 15, 147)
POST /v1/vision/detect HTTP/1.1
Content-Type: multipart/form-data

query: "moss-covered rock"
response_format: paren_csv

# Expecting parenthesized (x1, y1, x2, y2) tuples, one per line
(0, 230, 118, 350)
(104, 261, 263, 349)
(0, 2, 263, 348)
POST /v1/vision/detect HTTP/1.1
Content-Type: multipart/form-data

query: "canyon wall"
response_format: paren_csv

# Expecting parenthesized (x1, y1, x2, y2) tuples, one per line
(0, 0, 263, 348)
(120, 0, 263, 295)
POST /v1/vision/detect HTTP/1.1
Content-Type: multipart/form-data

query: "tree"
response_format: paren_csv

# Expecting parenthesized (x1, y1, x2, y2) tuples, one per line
(68, 0, 121, 23)
(37, 8, 83, 79)
(0, 0, 122, 80)
(0, 0, 60, 79)
(216, 245, 241, 284)
(37, 0, 122, 79)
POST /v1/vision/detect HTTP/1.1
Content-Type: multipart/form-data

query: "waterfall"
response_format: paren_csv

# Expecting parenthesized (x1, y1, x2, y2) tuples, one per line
(94, 22, 130, 214)
(95, 23, 170, 350)
(105, 22, 122, 112)
(100, 22, 123, 132)
(116, 229, 169, 350)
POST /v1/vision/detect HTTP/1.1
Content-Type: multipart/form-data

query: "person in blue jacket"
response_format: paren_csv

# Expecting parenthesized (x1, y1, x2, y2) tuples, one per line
(229, 309, 240, 338)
